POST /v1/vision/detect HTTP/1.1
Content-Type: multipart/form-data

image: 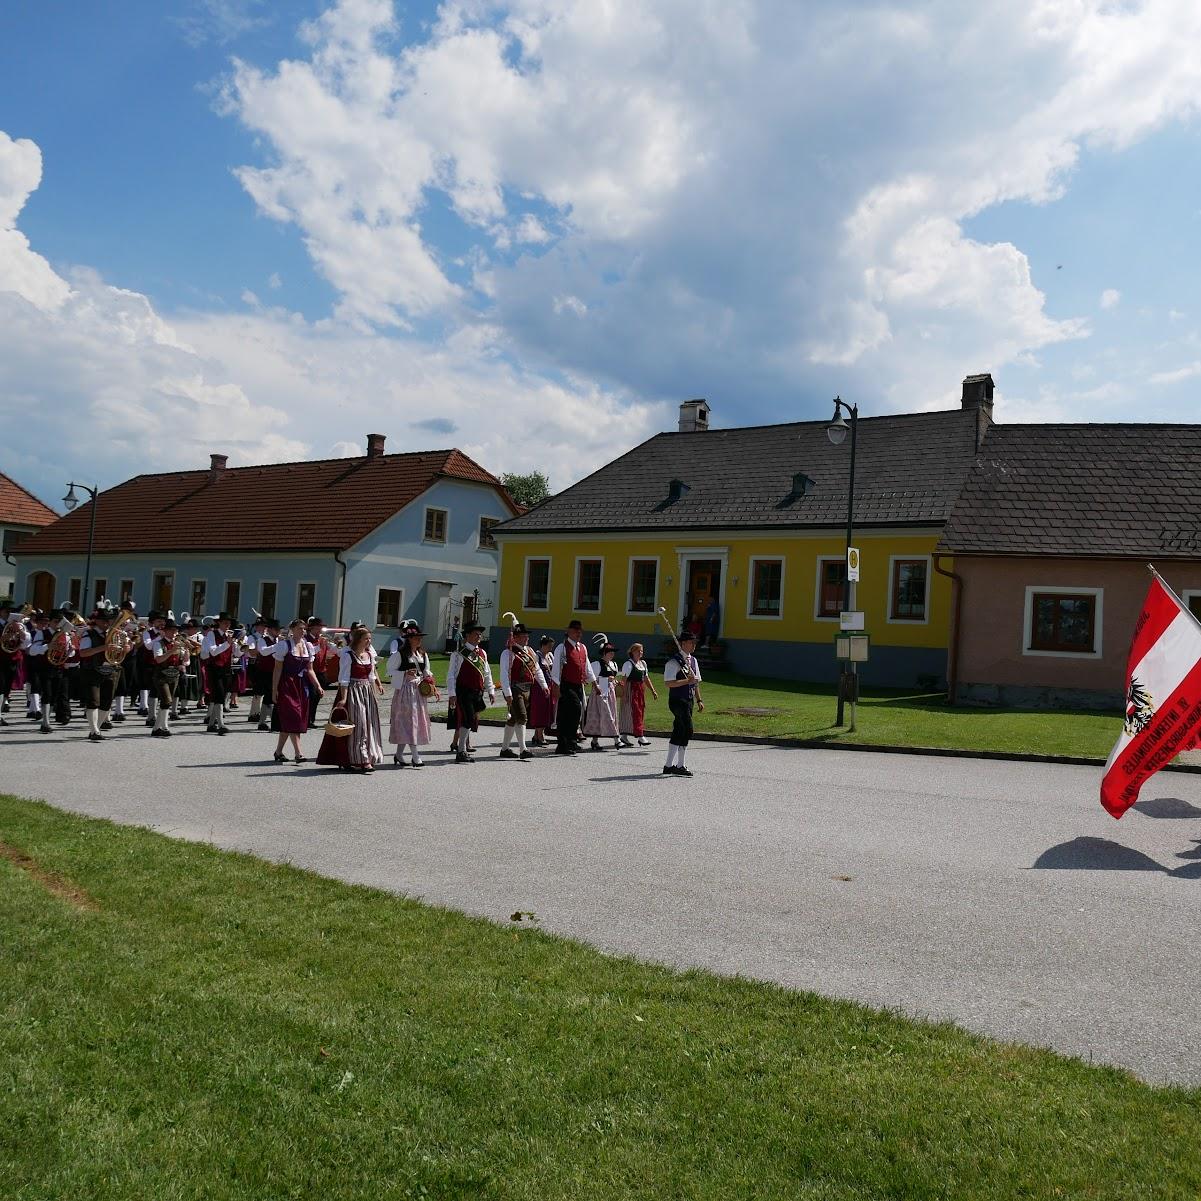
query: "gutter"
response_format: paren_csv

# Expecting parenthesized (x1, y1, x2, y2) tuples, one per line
(334, 550, 348, 627)
(932, 552, 962, 705)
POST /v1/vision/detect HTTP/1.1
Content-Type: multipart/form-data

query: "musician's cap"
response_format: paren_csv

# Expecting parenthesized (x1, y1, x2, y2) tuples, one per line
(539, 635, 553, 646)
(184, 619, 200, 629)
(163, 619, 178, 631)
(677, 628, 698, 643)
(511, 622, 529, 635)
(252, 614, 267, 626)
(147, 609, 163, 621)
(567, 619, 583, 631)
(90, 608, 111, 622)
(401, 621, 423, 638)
(306, 616, 325, 626)
(463, 622, 486, 635)
(216, 612, 232, 622)
(48, 608, 62, 619)
(264, 617, 280, 630)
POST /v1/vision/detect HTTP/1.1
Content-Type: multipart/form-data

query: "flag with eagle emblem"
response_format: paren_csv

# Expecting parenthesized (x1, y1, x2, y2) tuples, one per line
(1101, 571, 1201, 818)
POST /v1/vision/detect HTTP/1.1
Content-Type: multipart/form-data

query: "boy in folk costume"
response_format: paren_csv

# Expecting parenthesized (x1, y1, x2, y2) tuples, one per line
(24, 610, 49, 722)
(499, 623, 549, 760)
(663, 628, 705, 777)
(76, 608, 117, 743)
(149, 620, 185, 738)
(447, 622, 495, 763)
(619, 642, 658, 747)
(550, 620, 595, 756)
(139, 611, 164, 725)
(582, 636, 622, 751)
(200, 614, 237, 735)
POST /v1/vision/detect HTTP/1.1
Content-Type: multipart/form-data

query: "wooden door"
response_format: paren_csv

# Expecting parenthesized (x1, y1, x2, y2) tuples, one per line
(686, 560, 720, 628)
(30, 571, 55, 611)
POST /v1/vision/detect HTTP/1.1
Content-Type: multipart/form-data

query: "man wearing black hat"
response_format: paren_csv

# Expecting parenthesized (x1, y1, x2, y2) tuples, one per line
(0, 599, 29, 724)
(149, 620, 185, 738)
(77, 608, 116, 742)
(200, 613, 237, 734)
(249, 615, 279, 728)
(499, 622, 549, 760)
(24, 610, 49, 722)
(550, 620, 596, 756)
(139, 610, 165, 724)
(662, 628, 705, 777)
(36, 609, 69, 732)
(446, 622, 495, 763)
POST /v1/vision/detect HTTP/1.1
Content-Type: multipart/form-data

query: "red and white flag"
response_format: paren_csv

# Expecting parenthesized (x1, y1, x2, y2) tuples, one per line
(1101, 572, 1201, 819)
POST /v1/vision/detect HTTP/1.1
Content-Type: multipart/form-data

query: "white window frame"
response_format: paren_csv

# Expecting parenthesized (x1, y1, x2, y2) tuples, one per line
(747, 556, 785, 621)
(374, 585, 405, 629)
(523, 556, 551, 612)
(573, 556, 604, 614)
(188, 577, 207, 618)
(477, 515, 500, 551)
(626, 556, 660, 617)
(813, 556, 847, 622)
(1022, 585, 1104, 659)
(152, 570, 175, 613)
(423, 506, 448, 545)
(673, 547, 730, 637)
(222, 579, 242, 620)
(885, 554, 932, 626)
(296, 581, 318, 621)
(258, 580, 279, 618)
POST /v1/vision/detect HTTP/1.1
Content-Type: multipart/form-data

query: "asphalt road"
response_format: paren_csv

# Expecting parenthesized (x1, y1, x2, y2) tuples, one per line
(3, 705, 1201, 1085)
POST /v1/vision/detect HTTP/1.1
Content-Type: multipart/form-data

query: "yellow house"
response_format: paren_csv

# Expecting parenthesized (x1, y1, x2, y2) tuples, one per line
(493, 378, 995, 685)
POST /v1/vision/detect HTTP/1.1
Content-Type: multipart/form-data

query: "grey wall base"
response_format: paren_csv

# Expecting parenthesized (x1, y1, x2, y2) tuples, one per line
(488, 626, 947, 690)
(955, 681, 1122, 712)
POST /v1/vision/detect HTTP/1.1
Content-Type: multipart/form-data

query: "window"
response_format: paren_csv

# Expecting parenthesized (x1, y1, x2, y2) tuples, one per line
(119, 578, 134, 605)
(817, 558, 846, 618)
(1186, 591, 1201, 623)
(628, 559, 658, 613)
(424, 507, 448, 543)
(1, 529, 28, 555)
(524, 559, 550, 610)
(575, 559, 602, 611)
(223, 581, 241, 620)
(750, 559, 783, 617)
(890, 558, 929, 621)
(68, 578, 82, 609)
(1028, 592, 1098, 654)
(296, 582, 316, 621)
(478, 516, 500, 549)
(376, 587, 402, 628)
(152, 572, 174, 612)
(190, 579, 207, 618)
(259, 581, 278, 619)
(92, 578, 107, 606)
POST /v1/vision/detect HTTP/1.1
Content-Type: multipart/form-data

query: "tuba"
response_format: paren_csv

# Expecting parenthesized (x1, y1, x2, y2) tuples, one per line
(47, 615, 80, 667)
(104, 608, 138, 667)
(1, 604, 33, 653)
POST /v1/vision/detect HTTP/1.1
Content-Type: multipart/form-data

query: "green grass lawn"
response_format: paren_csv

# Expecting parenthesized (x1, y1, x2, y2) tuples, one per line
(4, 795, 1201, 1200)
(379, 654, 1124, 758)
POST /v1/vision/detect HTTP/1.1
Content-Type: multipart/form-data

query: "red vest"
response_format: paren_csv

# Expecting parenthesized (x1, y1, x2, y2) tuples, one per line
(456, 648, 486, 691)
(208, 632, 233, 669)
(510, 648, 533, 683)
(561, 640, 588, 685)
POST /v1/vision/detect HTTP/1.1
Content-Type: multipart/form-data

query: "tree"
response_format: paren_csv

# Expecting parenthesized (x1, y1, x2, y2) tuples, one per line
(501, 470, 551, 509)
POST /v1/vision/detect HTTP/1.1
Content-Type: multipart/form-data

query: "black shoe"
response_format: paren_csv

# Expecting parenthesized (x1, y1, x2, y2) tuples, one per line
(273, 751, 286, 763)
(455, 751, 472, 764)
(88, 732, 106, 742)
(393, 754, 405, 767)
(673, 765, 694, 777)
(112, 713, 126, 723)
(248, 713, 259, 722)
(100, 720, 113, 731)
(39, 725, 52, 734)
(145, 718, 156, 727)
(151, 727, 167, 738)
(1, 701, 9, 712)
(217, 726, 228, 736)
(27, 711, 41, 720)
(662, 765, 675, 775)
(555, 746, 576, 756)
(499, 748, 518, 759)
(137, 708, 149, 716)
(258, 722, 270, 731)
(519, 750, 534, 760)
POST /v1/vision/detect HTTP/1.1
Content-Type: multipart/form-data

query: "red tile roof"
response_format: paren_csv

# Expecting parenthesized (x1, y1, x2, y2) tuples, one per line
(15, 449, 517, 556)
(0, 473, 58, 527)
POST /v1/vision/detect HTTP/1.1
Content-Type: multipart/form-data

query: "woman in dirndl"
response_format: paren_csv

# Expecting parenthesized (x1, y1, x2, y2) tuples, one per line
(386, 620, 438, 767)
(528, 635, 556, 746)
(582, 638, 622, 750)
(619, 641, 658, 747)
(335, 625, 385, 772)
(271, 619, 324, 763)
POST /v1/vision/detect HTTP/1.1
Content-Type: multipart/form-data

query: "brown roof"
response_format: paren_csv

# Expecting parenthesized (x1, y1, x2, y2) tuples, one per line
(0, 473, 58, 527)
(939, 423, 1201, 558)
(15, 449, 516, 556)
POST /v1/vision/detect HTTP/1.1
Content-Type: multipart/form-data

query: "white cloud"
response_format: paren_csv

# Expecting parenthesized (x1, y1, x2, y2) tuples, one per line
(1149, 361, 1201, 385)
(1100, 288, 1121, 309)
(267, 272, 282, 289)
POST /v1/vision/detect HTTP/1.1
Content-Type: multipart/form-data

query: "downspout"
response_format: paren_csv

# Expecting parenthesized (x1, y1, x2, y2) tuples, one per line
(334, 550, 348, 628)
(933, 552, 963, 705)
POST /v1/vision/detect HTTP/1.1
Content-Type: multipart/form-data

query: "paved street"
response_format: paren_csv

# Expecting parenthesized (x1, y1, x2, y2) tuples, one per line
(3, 708, 1201, 1085)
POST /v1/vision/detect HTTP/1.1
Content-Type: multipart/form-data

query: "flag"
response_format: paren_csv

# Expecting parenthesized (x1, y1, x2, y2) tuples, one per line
(1100, 572, 1201, 819)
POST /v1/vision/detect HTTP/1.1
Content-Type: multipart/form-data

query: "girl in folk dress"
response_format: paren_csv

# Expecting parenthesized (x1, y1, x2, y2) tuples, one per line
(334, 625, 385, 772)
(528, 636, 556, 746)
(582, 639, 622, 751)
(271, 619, 324, 764)
(387, 620, 439, 767)
(619, 642, 658, 747)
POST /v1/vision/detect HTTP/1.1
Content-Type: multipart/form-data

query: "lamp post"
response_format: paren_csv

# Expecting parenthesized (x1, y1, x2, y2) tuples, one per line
(826, 397, 857, 728)
(62, 482, 98, 613)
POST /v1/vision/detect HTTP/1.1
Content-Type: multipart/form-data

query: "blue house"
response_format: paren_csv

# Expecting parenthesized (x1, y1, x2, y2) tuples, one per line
(13, 434, 518, 641)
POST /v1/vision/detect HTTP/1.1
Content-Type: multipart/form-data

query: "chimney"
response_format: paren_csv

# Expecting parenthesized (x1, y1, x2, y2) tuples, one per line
(208, 453, 228, 482)
(678, 399, 711, 433)
(961, 373, 995, 451)
(366, 432, 386, 458)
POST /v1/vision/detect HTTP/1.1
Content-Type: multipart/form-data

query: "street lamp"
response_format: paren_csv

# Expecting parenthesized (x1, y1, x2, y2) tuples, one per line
(62, 481, 99, 613)
(826, 397, 858, 728)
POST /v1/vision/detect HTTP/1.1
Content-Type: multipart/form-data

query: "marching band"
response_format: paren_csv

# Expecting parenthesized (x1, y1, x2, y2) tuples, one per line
(0, 597, 705, 776)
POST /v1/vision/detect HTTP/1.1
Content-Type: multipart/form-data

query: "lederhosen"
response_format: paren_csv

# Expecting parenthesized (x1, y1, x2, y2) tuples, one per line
(205, 633, 235, 705)
(668, 653, 696, 747)
(0, 627, 23, 700)
(79, 627, 117, 712)
(556, 640, 588, 752)
(42, 636, 72, 724)
(152, 638, 183, 706)
(506, 647, 535, 726)
(451, 648, 487, 733)
(251, 636, 277, 697)
(25, 627, 48, 708)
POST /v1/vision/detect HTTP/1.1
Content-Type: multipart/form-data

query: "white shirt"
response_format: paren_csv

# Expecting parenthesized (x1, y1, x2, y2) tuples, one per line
(550, 638, 597, 686)
(590, 659, 619, 697)
(200, 629, 235, 660)
(499, 646, 548, 697)
(273, 636, 314, 661)
(253, 633, 277, 655)
(27, 627, 48, 656)
(336, 645, 378, 686)
(446, 642, 495, 703)
(386, 647, 432, 686)
(664, 654, 701, 684)
(141, 627, 157, 652)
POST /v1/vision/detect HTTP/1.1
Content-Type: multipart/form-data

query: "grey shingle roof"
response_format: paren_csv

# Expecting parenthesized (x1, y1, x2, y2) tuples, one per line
(939, 423, 1201, 557)
(497, 409, 982, 534)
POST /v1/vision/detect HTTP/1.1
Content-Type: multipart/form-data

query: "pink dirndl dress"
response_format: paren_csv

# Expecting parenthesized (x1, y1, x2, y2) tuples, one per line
(389, 649, 433, 747)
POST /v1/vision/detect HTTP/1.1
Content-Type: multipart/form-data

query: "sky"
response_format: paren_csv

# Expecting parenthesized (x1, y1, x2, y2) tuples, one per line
(3, 0, 1201, 510)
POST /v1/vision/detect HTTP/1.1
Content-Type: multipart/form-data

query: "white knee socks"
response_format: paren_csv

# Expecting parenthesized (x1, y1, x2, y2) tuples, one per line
(516, 724, 528, 751)
(502, 724, 514, 749)
(665, 743, 680, 769)
(87, 709, 100, 737)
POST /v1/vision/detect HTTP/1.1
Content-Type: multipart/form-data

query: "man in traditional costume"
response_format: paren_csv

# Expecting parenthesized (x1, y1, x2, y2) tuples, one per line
(200, 613, 237, 735)
(446, 622, 495, 763)
(499, 622, 549, 760)
(663, 629, 705, 777)
(550, 619, 595, 756)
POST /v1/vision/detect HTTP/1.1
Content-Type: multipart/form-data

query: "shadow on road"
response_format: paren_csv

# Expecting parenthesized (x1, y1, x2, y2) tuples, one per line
(1033, 837, 1164, 871)
(1133, 796, 1201, 819)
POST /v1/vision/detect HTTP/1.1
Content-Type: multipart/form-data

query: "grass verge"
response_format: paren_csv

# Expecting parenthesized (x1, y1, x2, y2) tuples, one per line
(3, 794, 1200, 1200)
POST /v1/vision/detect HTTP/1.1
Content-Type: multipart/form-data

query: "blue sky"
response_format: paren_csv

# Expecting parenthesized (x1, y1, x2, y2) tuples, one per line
(3, 0, 1201, 508)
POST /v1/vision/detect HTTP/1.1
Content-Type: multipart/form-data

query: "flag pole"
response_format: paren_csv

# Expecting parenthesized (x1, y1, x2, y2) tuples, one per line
(1148, 562, 1201, 634)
